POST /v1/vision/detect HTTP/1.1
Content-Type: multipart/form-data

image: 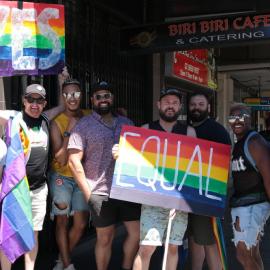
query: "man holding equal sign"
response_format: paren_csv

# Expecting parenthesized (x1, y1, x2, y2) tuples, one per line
(132, 88, 196, 270)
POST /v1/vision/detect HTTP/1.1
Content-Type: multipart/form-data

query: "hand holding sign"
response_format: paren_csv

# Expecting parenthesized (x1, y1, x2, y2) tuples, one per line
(110, 125, 231, 217)
(112, 144, 119, 160)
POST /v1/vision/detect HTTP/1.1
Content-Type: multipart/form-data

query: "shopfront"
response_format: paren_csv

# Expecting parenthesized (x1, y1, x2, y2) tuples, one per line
(0, 0, 152, 126)
(163, 49, 218, 123)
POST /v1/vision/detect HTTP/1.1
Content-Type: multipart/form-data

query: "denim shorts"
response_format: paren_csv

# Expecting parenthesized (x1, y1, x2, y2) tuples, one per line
(140, 205, 188, 246)
(49, 171, 89, 217)
(231, 201, 270, 249)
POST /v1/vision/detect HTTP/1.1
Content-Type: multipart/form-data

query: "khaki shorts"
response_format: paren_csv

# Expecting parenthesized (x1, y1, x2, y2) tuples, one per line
(140, 205, 188, 246)
(30, 184, 48, 231)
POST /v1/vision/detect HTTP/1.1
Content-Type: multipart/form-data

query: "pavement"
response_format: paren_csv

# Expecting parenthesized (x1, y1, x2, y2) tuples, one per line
(11, 211, 270, 270)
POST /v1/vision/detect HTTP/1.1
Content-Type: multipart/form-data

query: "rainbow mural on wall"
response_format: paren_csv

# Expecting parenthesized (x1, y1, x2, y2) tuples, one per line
(110, 125, 231, 217)
(0, 1, 65, 76)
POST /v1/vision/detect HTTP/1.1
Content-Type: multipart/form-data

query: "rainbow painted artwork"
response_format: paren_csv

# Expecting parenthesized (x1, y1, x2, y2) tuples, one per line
(110, 125, 231, 217)
(0, 1, 65, 76)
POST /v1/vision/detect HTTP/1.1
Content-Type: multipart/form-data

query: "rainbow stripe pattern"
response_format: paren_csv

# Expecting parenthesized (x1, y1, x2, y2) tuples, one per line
(212, 217, 228, 270)
(0, 1, 65, 76)
(0, 113, 34, 263)
(110, 125, 231, 217)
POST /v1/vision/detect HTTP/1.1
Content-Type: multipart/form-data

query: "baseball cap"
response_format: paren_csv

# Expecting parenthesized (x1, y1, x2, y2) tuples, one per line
(92, 81, 112, 94)
(62, 78, 81, 89)
(160, 88, 182, 100)
(24, 84, 46, 98)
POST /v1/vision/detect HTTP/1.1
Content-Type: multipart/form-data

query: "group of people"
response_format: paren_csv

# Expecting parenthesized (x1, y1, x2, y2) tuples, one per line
(0, 69, 270, 270)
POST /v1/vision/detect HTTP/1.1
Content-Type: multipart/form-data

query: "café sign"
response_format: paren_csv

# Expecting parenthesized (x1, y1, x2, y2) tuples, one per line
(121, 13, 270, 54)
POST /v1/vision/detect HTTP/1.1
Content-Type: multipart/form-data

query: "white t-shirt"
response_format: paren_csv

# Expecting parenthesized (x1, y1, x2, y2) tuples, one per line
(0, 138, 7, 166)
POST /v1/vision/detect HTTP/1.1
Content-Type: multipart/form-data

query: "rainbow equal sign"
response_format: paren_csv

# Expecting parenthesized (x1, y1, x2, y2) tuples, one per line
(110, 125, 231, 217)
(0, 1, 65, 76)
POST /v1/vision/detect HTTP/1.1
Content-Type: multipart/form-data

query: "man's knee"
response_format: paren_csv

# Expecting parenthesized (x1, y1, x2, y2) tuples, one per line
(97, 232, 114, 247)
(55, 214, 68, 228)
(236, 242, 251, 263)
(125, 229, 140, 245)
(138, 245, 156, 259)
(125, 221, 140, 239)
(73, 218, 88, 232)
(168, 244, 178, 255)
(234, 216, 241, 232)
(54, 203, 69, 227)
(234, 217, 253, 262)
(54, 202, 68, 211)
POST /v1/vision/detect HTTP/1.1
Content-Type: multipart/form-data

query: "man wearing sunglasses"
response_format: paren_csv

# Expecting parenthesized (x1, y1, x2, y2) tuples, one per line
(187, 93, 231, 270)
(0, 70, 68, 270)
(50, 79, 90, 270)
(229, 103, 270, 270)
(68, 81, 141, 270)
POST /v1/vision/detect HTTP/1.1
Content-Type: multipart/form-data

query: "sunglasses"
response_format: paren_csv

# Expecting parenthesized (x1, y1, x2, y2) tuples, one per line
(25, 96, 45, 104)
(93, 93, 112, 101)
(228, 114, 250, 124)
(62, 91, 81, 100)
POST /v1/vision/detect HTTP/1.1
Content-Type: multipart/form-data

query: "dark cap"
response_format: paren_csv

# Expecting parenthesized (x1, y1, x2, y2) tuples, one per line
(62, 78, 81, 89)
(160, 88, 181, 100)
(92, 81, 112, 95)
(24, 84, 46, 98)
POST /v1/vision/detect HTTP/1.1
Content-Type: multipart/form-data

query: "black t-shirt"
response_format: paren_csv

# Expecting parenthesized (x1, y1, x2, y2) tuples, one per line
(193, 118, 231, 145)
(148, 120, 187, 135)
(23, 112, 50, 190)
(231, 130, 265, 198)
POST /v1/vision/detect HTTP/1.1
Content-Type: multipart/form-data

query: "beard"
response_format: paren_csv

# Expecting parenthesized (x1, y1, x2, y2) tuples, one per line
(159, 108, 180, 122)
(93, 103, 112, 115)
(189, 109, 208, 123)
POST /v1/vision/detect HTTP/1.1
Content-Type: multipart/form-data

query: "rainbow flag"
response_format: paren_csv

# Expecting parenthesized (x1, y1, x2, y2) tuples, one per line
(110, 125, 231, 217)
(212, 217, 228, 270)
(0, 1, 65, 76)
(0, 113, 34, 263)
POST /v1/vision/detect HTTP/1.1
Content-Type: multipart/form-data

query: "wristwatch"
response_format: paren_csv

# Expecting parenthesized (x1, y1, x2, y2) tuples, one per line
(63, 131, 71, 137)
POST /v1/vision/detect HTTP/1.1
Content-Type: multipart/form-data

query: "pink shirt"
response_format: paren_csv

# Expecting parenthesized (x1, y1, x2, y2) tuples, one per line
(68, 112, 133, 195)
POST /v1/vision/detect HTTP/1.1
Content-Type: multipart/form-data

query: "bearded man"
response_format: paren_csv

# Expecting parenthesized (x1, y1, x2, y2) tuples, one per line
(187, 93, 231, 270)
(133, 88, 196, 270)
(68, 81, 141, 270)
